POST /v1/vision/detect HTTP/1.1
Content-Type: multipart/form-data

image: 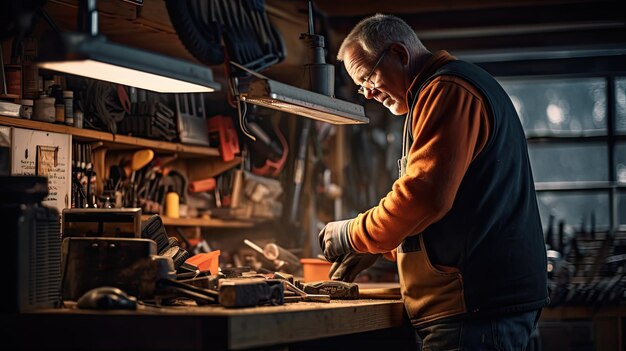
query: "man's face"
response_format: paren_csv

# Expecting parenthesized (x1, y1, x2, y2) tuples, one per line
(343, 44, 409, 115)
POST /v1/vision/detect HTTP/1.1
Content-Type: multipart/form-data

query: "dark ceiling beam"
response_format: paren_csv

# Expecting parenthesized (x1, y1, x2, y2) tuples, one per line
(325, 1, 625, 40)
(426, 27, 626, 53)
(314, 0, 600, 17)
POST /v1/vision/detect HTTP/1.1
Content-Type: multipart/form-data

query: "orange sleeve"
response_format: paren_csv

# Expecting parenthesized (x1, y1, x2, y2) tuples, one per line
(382, 249, 397, 262)
(350, 76, 491, 253)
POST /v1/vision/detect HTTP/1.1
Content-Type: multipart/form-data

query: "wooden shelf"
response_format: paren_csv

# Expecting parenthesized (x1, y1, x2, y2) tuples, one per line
(2, 114, 251, 228)
(0, 94, 21, 100)
(141, 215, 256, 228)
(0, 115, 220, 158)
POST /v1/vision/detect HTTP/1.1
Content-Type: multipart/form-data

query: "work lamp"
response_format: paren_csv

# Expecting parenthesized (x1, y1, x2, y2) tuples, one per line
(37, 0, 220, 93)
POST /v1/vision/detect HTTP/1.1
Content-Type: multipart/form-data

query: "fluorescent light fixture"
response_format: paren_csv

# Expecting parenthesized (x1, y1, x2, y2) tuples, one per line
(38, 33, 220, 93)
(229, 0, 368, 126)
(239, 78, 368, 125)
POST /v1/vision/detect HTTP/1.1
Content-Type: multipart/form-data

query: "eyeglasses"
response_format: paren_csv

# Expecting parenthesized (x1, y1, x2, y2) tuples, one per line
(357, 48, 389, 95)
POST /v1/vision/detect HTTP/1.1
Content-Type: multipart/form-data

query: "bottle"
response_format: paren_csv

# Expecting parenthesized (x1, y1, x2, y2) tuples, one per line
(55, 104, 65, 123)
(63, 91, 74, 126)
(74, 110, 84, 128)
(165, 189, 180, 218)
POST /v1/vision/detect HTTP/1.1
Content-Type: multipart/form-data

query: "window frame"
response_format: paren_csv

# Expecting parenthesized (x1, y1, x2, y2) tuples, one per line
(470, 54, 626, 232)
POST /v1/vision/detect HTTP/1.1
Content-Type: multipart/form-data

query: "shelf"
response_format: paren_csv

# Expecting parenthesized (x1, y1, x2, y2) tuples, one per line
(0, 115, 221, 158)
(535, 181, 626, 192)
(526, 134, 626, 143)
(141, 215, 256, 228)
(0, 94, 21, 100)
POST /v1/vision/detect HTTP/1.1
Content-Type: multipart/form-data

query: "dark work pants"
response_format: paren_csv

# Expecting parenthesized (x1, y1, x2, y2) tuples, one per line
(415, 309, 542, 351)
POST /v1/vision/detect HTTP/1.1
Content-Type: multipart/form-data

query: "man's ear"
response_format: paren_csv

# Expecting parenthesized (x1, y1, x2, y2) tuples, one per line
(390, 42, 410, 65)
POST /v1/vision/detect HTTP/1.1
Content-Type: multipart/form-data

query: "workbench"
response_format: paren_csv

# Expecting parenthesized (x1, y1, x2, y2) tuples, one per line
(539, 304, 626, 350)
(3, 298, 416, 351)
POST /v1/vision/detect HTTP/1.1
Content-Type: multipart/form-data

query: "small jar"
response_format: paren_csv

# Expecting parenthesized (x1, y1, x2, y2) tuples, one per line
(33, 95, 56, 122)
(19, 99, 34, 119)
(63, 91, 74, 125)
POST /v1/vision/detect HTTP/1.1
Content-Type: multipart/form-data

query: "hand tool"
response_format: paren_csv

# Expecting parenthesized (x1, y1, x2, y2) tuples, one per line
(129, 149, 154, 207)
(244, 239, 300, 273)
(281, 280, 330, 303)
(156, 278, 218, 305)
(218, 278, 284, 308)
(300, 280, 359, 299)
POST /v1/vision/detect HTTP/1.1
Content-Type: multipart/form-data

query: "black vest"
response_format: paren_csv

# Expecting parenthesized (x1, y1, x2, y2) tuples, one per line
(403, 60, 549, 315)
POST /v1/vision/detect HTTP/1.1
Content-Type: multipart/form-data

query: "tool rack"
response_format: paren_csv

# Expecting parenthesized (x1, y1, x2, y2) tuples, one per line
(0, 114, 250, 230)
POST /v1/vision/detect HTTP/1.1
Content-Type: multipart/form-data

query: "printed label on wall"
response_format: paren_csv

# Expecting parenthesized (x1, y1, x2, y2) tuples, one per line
(11, 127, 71, 212)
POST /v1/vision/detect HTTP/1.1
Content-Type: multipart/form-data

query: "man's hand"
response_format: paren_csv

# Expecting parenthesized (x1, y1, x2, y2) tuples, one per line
(318, 219, 354, 262)
(329, 252, 382, 282)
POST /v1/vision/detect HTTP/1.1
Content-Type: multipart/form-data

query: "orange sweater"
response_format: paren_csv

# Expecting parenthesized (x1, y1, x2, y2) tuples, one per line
(349, 51, 491, 260)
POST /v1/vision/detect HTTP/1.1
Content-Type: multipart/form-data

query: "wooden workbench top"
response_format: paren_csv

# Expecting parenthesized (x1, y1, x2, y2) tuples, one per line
(10, 298, 407, 350)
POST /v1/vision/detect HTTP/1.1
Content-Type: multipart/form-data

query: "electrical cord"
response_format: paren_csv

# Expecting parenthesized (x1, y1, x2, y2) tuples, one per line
(237, 98, 256, 141)
(82, 80, 126, 134)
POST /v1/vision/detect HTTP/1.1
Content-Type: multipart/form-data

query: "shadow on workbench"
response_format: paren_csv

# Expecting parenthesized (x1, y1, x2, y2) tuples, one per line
(249, 324, 419, 351)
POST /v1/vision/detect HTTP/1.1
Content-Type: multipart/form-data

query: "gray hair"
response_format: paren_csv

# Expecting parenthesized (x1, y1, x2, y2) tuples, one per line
(337, 14, 423, 61)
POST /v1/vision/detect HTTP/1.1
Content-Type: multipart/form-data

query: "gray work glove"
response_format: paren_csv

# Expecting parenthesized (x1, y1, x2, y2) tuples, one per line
(329, 252, 382, 282)
(318, 219, 355, 262)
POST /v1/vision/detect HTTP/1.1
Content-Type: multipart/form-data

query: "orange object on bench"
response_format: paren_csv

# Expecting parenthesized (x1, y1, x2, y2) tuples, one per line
(185, 250, 221, 275)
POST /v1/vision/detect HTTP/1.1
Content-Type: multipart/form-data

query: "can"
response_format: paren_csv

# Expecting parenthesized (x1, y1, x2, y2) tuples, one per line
(63, 91, 74, 125)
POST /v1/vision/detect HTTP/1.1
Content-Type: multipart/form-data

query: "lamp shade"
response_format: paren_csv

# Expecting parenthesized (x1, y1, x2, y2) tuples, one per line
(38, 33, 221, 93)
(239, 78, 369, 125)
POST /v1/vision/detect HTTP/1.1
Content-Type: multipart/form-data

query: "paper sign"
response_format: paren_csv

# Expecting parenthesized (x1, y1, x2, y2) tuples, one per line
(11, 128, 71, 212)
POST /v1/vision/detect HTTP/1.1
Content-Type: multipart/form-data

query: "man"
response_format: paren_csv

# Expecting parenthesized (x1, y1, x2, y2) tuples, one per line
(319, 14, 549, 350)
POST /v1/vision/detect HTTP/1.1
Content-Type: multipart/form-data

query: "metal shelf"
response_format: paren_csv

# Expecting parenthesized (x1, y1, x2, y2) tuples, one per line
(535, 181, 626, 192)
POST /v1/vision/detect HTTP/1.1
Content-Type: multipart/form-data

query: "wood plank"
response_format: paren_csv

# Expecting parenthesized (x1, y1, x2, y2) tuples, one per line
(44, 0, 200, 63)
(225, 300, 405, 349)
(17, 299, 406, 350)
(0, 115, 221, 158)
(141, 214, 256, 228)
(136, 0, 176, 32)
(51, 0, 137, 20)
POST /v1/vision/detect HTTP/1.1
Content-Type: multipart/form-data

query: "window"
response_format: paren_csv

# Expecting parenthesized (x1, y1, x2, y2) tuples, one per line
(498, 75, 626, 233)
(501, 78, 607, 137)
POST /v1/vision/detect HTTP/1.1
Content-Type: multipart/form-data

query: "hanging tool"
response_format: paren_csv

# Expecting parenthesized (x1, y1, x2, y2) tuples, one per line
(124, 149, 154, 207)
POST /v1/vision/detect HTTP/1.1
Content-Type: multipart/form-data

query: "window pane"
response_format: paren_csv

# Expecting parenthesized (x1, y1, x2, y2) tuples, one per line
(537, 191, 610, 233)
(498, 77, 607, 136)
(616, 143, 626, 184)
(617, 77, 626, 133)
(617, 190, 626, 225)
(528, 143, 608, 182)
